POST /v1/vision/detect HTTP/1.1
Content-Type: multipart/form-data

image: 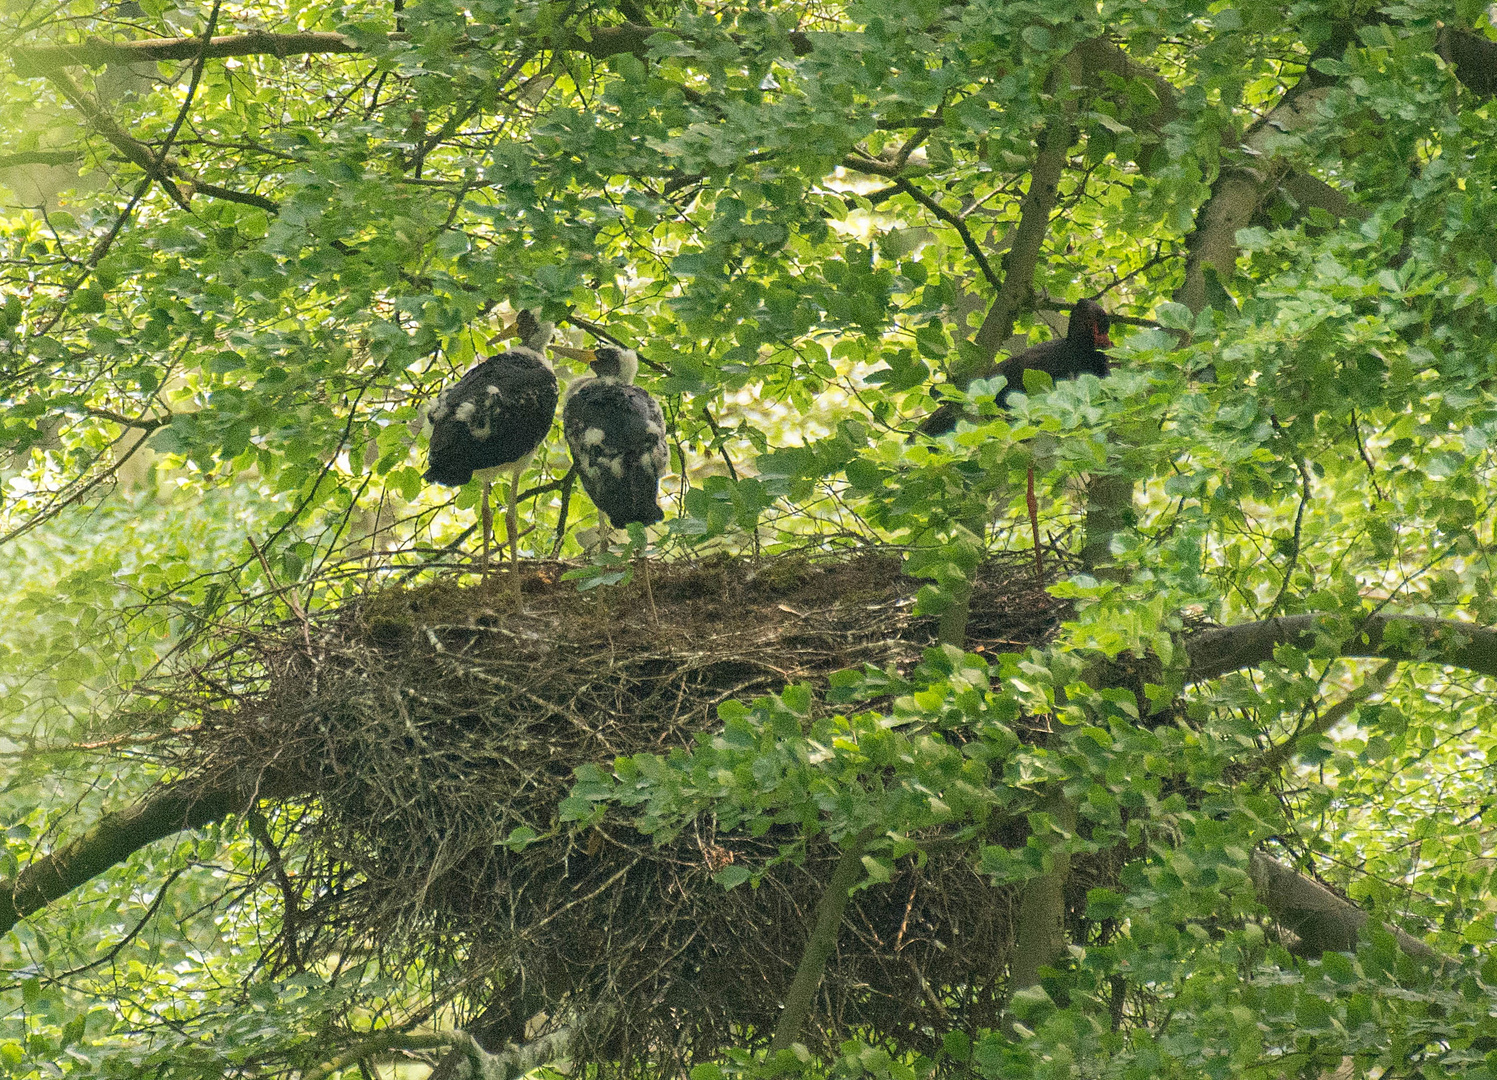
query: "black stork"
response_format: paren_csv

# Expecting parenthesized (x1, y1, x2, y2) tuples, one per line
(918, 299, 1114, 577)
(562, 345, 668, 617)
(424, 310, 560, 591)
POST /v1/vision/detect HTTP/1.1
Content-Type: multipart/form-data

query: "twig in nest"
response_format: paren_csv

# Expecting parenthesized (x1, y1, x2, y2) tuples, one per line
(248, 534, 312, 650)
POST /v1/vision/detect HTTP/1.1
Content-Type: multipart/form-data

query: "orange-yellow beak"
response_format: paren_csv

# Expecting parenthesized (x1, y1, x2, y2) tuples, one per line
(488, 316, 596, 361)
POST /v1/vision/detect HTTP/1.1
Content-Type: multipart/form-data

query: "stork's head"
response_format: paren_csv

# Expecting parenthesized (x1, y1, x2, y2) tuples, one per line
(1067, 298, 1113, 350)
(590, 346, 640, 385)
(514, 308, 556, 355)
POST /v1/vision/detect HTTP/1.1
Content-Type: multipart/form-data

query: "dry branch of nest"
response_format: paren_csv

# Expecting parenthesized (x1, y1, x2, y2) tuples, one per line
(150, 548, 1082, 1071)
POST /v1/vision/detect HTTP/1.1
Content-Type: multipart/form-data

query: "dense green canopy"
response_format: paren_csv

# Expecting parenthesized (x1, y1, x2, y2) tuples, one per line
(2, 0, 1497, 1076)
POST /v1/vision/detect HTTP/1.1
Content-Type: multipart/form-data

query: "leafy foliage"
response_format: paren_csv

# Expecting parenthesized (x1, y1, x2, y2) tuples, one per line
(0, 0, 1496, 1075)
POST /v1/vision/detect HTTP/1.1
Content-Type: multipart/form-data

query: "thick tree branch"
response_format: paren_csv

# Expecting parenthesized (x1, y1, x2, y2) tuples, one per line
(42, 68, 273, 212)
(1007, 790, 1076, 995)
(12, 31, 364, 76)
(769, 827, 876, 1051)
(964, 67, 1080, 377)
(1078, 36, 1364, 248)
(1185, 613, 1497, 684)
(1073, 37, 1182, 128)
(1176, 83, 1333, 313)
(0, 150, 84, 169)
(1438, 26, 1497, 99)
(46, 68, 190, 209)
(912, 56, 1082, 443)
(1250, 851, 1440, 962)
(303, 1032, 454, 1080)
(449, 1009, 606, 1080)
(1274, 171, 1369, 224)
(0, 780, 245, 935)
(184, 179, 278, 211)
(10, 23, 814, 78)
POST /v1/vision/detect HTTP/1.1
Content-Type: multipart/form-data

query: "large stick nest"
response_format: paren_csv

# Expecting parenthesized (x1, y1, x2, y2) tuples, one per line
(163, 549, 1088, 1070)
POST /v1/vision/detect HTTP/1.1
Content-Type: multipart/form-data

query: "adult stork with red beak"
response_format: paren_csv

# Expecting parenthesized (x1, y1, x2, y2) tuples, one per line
(918, 299, 1115, 577)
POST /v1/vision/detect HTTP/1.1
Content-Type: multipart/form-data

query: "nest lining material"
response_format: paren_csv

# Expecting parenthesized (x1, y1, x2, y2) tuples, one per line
(165, 549, 1081, 1068)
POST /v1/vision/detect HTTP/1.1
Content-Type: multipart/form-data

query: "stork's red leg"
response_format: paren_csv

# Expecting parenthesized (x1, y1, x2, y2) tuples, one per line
(1026, 466, 1043, 579)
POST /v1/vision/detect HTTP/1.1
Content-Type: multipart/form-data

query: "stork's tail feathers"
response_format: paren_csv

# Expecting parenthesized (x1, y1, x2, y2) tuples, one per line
(424, 462, 474, 486)
(629, 469, 665, 526)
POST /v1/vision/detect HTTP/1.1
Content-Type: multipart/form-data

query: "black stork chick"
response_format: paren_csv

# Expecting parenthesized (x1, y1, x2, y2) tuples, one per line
(562, 345, 668, 619)
(917, 299, 1114, 579)
(425, 309, 559, 590)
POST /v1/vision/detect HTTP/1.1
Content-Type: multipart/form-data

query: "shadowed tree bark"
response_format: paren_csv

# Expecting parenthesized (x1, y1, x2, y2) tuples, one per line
(1249, 851, 1441, 962)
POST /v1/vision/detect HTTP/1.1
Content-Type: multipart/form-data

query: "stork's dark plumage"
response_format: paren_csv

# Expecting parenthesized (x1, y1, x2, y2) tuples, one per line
(916, 300, 1115, 578)
(425, 310, 558, 587)
(919, 299, 1114, 437)
(564, 346, 667, 619)
(563, 347, 667, 529)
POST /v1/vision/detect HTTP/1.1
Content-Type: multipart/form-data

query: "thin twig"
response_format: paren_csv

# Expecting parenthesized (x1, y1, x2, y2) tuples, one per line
(698, 405, 739, 480)
(83, 406, 171, 430)
(1349, 408, 1385, 501)
(36, 868, 186, 983)
(155, 1, 222, 165)
(248, 534, 313, 650)
(1267, 416, 1312, 616)
(896, 180, 1001, 291)
(551, 466, 578, 558)
(248, 807, 302, 970)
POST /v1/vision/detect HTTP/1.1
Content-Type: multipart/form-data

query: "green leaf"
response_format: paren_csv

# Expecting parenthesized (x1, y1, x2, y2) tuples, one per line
(713, 864, 752, 889)
(1153, 301, 1194, 329)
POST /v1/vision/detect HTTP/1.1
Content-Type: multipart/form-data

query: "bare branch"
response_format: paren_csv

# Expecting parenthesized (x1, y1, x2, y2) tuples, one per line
(10, 23, 815, 78)
(896, 180, 1001, 291)
(0, 781, 245, 935)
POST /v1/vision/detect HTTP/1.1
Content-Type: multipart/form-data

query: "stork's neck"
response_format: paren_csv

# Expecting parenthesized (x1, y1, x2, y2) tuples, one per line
(510, 345, 554, 371)
(521, 321, 555, 354)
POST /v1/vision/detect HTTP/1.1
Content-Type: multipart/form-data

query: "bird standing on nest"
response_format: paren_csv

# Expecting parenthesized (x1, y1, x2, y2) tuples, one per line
(563, 345, 668, 618)
(917, 299, 1115, 578)
(424, 310, 559, 591)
